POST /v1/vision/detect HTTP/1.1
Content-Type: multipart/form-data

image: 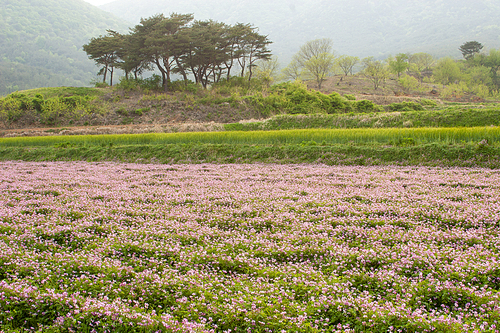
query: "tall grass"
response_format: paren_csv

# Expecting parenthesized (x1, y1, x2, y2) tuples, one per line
(1, 127, 499, 147)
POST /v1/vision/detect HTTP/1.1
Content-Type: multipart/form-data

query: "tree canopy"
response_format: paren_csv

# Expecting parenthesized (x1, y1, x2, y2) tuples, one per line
(459, 41, 484, 60)
(283, 38, 336, 89)
(83, 14, 272, 89)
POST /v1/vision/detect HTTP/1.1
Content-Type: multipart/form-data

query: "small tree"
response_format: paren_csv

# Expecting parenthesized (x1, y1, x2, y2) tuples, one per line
(83, 31, 122, 86)
(303, 53, 335, 89)
(292, 38, 335, 89)
(255, 56, 281, 86)
(282, 55, 302, 81)
(398, 74, 425, 93)
(433, 57, 462, 85)
(459, 41, 483, 60)
(409, 52, 435, 82)
(295, 38, 334, 66)
(336, 55, 359, 76)
(388, 53, 410, 78)
(362, 57, 389, 90)
(474, 49, 500, 89)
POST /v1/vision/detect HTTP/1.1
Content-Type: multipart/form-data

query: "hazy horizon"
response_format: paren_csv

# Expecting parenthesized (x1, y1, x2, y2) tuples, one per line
(83, 0, 114, 6)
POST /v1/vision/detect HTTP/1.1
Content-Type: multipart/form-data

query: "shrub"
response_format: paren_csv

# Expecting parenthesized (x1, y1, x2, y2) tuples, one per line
(169, 80, 200, 94)
(32, 94, 44, 113)
(139, 75, 163, 91)
(115, 78, 140, 91)
(419, 99, 438, 107)
(94, 81, 109, 88)
(355, 100, 383, 112)
(398, 74, 426, 93)
(387, 101, 425, 111)
(131, 108, 150, 116)
(440, 81, 468, 99)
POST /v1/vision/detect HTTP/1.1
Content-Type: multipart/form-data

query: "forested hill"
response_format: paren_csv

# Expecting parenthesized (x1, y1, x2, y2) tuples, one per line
(0, 0, 129, 96)
(100, 0, 500, 61)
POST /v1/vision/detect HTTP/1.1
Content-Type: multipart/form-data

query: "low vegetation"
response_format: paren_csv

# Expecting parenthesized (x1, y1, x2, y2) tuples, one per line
(2, 163, 500, 331)
(2, 77, 498, 132)
(0, 127, 498, 168)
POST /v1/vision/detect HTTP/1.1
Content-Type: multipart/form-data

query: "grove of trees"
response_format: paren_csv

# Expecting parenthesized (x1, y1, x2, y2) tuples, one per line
(83, 13, 272, 90)
(278, 39, 500, 100)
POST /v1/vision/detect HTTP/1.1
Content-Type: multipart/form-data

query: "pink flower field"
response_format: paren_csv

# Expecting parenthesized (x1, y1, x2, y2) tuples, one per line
(1, 161, 500, 332)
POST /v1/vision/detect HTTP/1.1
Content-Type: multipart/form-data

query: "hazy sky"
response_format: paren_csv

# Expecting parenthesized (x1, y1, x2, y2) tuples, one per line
(83, 0, 114, 6)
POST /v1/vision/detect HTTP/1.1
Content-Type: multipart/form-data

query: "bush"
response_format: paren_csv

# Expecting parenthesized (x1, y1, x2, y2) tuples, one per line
(131, 107, 150, 116)
(387, 101, 425, 111)
(398, 74, 426, 93)
(440, 81, 468, 99)
(32, 94, 44, 113)
(169, 80, 200, 94)
(355, 100, 383, 112)
(115, 78, 140, 91)
(94, 81, 109, 88)
(419, 99, 438, 107)
(241, 81, 386, 116)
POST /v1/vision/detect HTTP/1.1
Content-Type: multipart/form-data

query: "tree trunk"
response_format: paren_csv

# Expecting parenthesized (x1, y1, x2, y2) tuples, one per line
(103, 65, 108, 83)
(109, 66, 114, 86)
(175, 57, 189, 83)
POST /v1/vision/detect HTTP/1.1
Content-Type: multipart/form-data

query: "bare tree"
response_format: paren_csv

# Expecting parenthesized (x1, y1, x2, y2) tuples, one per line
(362, 57, 389, 90)
(295, 38, 334, 66)
(281, 54, 302, 80)
(289, 38, 335, 88)
(336, 55, 359, 76)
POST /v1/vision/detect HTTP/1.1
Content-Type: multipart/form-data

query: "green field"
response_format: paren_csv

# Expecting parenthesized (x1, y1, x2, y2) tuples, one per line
(1, 127, 499, 168)
(2, 127, 499, 147)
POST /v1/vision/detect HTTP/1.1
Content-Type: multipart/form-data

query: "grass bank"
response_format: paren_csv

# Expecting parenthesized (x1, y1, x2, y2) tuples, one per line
(1, 141, 498, 168)
(1, 127, 499, 147)
(225, 109, 500, 131)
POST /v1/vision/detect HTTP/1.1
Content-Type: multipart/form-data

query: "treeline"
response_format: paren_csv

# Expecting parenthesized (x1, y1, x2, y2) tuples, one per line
(279, 39, 500, 100)
(83, 13, 272, 90)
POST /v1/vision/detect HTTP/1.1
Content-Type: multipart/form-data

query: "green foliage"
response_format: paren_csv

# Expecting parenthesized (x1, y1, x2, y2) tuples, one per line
(419, 99, 438, 107)
(3, 127, 499, 148)
(243, 81, 361, 115)
(116, 75, 164, 92)
(1, 136, 500, 168)
(362, 57, 390, 90)
(0, 87, 105, 126)
(433, 57, 463, 85)
(354, 100, 383, 112)
(388, 53, 410, 77)
(336, 55, 359, 76)
(440, 81, 469, 99)
(94, 81, 110, 88)
(459, 41, 483, 60)
(131, 108, 150, 116)
(223, 108, 500, 131)
(388, 101, 425, 111)
(398, 74, 426, 93)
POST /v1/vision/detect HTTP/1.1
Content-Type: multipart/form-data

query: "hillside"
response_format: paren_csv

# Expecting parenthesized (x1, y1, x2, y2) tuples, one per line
(0, 0, 130, 96)
(100, 0, 500, 61)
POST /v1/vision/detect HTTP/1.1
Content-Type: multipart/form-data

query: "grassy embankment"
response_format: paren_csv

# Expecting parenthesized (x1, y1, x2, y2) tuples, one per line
(2, 80, 500, 167)
(3, 79, 497, 129)
(223, 108, 500, 131)
(1, 127, 499, 168)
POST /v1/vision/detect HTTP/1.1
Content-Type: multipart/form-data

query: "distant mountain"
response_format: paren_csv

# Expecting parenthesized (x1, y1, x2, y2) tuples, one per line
(100, 0, 500, 63)
(0, 0, 130, 95)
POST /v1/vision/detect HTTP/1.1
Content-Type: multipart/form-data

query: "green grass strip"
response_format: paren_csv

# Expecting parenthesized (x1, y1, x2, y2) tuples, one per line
(1, 127, 499, 147)
(1, 142, 499, 168)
